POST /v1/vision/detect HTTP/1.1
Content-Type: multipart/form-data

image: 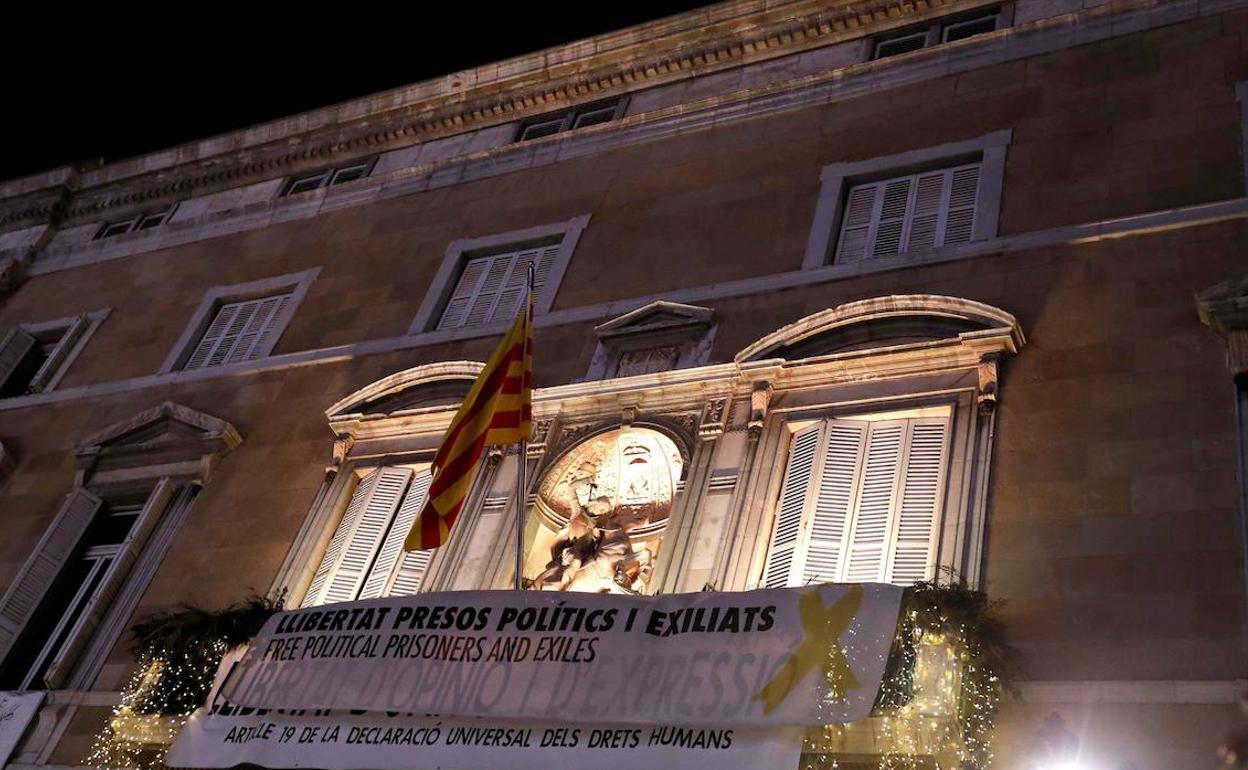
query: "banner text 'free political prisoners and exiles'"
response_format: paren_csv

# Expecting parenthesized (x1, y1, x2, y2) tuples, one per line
(218, 583, 904, 727)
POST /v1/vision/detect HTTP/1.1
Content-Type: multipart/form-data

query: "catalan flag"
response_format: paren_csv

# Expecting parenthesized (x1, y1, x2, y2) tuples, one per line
(404, 293, 533, 551)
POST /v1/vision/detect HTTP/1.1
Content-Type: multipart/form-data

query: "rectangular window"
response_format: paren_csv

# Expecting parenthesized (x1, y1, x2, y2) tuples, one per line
(436, 243, 559, 331)
(94, 206, 175, 240)
(0, 314, 94, 398)
(0, 482, 196, 690)
(302, 467, 433, 607)
(834, 162, 981, 263)
(514, 98, 625, 143)
(282, 159, 376, 196)
(872, 8, 1001, 59)
(182, 293, 294, 371)
(760, 413, 951, 589)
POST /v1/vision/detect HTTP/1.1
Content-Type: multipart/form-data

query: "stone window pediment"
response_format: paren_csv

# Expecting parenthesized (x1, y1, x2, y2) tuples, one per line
(585, 301, 716, 381)
(735, 294, 1023, 364)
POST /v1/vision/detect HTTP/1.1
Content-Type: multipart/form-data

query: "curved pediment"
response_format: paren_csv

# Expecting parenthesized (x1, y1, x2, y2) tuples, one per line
(326, 361, 485, 419)
(736, 295, 1024, 363)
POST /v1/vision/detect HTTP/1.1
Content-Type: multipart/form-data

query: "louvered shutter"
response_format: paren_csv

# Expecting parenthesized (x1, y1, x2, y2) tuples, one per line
(905, 172, 946, 252)
(362, 471, 433, 599)
(464, 254, 513, 328)
(530, 244, 560, 300)
(834, 162, 983, 263)
(834, 184, 879, 263)
(184, 303, 239, 370)
(886, 419, 950, 584)
(843, 422, 905, 582)
(185, 294, 293, 371)
(761, 425, 821, 589)
(439, 243, 560, 330)
(488, 252, 529, 325)
(871, 178, 913, 257)
(0, 488, 102, 661)
(43, 479, 176, 688)
(802, 421, 867, 585)
(0, 328, 37, 392)
(303, 467, 413, 606)
(942, 165, 980, 245)
(27, 315, 90, 394)
(230, 294, 292, 363)
(438, 258, 491, 330)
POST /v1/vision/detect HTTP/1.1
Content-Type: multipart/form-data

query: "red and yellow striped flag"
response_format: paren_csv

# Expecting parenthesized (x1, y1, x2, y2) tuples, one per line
(404, 295, 533, 551)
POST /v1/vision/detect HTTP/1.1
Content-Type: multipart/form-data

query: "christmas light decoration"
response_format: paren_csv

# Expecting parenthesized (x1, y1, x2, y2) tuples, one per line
(86, 597, 280, 770)
(806, 579, 1018, 770)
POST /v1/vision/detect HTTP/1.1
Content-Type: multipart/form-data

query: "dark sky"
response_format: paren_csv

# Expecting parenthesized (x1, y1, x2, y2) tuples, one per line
(1, 4, 715, 184)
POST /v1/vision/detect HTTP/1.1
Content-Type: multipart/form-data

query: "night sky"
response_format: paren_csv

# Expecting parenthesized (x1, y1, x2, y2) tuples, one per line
(1, 4, 714, 184)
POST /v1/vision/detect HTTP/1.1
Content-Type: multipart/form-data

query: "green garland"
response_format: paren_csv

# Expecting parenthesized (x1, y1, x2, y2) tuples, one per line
(127, 594, 282, 716)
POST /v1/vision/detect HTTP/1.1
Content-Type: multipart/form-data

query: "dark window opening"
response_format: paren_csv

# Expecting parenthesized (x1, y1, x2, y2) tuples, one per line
(283, 159, 376, 197)
(514, 98, 625, 143)
(0, 500, 143, 690)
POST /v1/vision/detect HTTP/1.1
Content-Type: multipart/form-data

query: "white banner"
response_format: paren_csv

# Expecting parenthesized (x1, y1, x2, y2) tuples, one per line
(220, 584, 903, 727)
(0, 691, 45, 766)
(168, 707, 804, 770)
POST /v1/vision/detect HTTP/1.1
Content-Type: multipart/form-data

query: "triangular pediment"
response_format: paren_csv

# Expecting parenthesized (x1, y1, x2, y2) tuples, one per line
(594, 301, 713, 337)
(75, 401, 241, 459)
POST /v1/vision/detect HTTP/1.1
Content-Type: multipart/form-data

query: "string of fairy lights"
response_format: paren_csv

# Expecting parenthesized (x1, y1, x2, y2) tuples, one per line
(86, 637, 227, 770)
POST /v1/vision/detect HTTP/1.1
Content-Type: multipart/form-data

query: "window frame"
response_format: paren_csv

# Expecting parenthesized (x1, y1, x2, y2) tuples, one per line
(514, 98, 628, 143)
(300, 463, 437, 607)
(281, 157, 378, 197)
(94, 205, 177, 240)
(744, 389, 983, 591)
(159, 267, 320, 374)
(870, 6, 1010, 60)
(0, 310, 109, 398)
(802, 129, 1012, 270)
(408, 215, 590, 335)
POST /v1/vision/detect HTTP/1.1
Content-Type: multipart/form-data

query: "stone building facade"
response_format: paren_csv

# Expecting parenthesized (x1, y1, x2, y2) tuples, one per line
(0, 0, 1246, 767)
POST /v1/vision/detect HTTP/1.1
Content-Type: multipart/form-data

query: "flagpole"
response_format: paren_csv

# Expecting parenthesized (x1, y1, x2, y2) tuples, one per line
(515, 262, 535, 591)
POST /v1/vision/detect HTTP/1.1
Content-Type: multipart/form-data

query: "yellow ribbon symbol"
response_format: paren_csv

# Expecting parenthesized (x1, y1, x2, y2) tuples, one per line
(753, 584, 863, 715)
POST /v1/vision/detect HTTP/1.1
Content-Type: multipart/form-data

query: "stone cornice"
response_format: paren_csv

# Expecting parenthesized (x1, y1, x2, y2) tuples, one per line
(0, 0, 989, 228)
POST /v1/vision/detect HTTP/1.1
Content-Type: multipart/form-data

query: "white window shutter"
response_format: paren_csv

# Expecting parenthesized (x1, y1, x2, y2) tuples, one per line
(802, 421, 868, 585)
(0, 488, 102, 661)
(438, 258, 491, 330)
(248, 293, 292, 360)
(871, 178, 913, 257)
(886, 419, 950, 584)
(834, 184, 878, 263)
(303, 472, 374, 607)
(362, 471, 433, 599)
(305, 467, 413, 606)
(761, 425, 821, 589)
(184, 304, 239, 370)
(835, 161, 983, 264)
(531, 244, 560, 300)
(942, 165, 980, 245)
(843, 421, 905, 583)
(0, 328, 37, 392)
(464, 255, 512, 328)
(232, 294, 291, 363)
(43, 479, 176, 688)
(207, 301, 261, 367)
(488, 251, 530, 324)
(905, 172, 946, 253)
(27, 315, 90, 394)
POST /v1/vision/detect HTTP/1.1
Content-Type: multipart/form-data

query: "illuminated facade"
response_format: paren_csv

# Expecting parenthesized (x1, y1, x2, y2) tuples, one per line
(1, 1, 1247, 768)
